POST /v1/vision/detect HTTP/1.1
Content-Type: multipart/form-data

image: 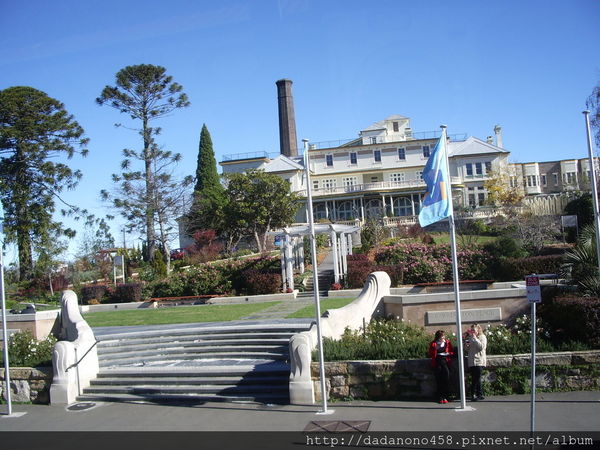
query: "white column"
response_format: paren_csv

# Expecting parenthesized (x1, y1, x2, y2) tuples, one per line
(411, 194, 416, 216)
(280, 243, 287, 292)
(330, 230, 340, 284)
(360, 197, 365, 220)
(325, 201, 330, 220)
(347, 233, 353, 255)
(299, 237, 305, 273)
(381, 195, 387, 217)
(332, 199, 337, 221)
(340, 232, 348, 277)
(285, 234, 294, 291)
(390, 196, 395, 216)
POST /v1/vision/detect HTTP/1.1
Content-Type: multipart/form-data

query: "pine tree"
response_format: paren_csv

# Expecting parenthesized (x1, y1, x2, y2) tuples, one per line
(0, 86, 88, 280)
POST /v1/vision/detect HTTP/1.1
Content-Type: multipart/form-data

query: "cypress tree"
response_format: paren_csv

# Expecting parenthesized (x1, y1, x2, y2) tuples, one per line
(194, 124, 222, 193)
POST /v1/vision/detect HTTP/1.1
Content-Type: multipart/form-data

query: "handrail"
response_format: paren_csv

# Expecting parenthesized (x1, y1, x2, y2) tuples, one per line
(65, 340, 98, 372)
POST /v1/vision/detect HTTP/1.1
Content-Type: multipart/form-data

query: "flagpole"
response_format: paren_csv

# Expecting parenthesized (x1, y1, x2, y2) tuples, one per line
(0, 218, 12, 416)
(440, 125, 468, 410)
(303, 139, 332, 415)
(583, 111, 600, 273)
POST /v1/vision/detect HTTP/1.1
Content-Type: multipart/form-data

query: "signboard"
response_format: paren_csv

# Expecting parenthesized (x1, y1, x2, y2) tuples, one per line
(561, 215, 578, 228)
(525, 275, 541, 303)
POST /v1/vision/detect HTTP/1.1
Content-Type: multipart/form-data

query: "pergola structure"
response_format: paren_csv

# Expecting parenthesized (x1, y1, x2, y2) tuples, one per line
(272, 223, 361, 292)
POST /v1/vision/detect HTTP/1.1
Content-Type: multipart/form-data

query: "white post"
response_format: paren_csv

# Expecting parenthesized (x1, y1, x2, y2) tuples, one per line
(280, 244, 286, 292)
(1, 224, 13, 415)
(303, 139, 331, 414)
(285, 234, 294, 291)
(330, 230, 339, 284)
(299, 238, 305, 274)
(531, 300, 537, 434)
(583, 111, 600, 273)
(441, 125, 467, 410)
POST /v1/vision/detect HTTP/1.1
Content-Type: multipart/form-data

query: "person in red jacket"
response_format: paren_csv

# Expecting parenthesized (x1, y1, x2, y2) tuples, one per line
(428, 330, 454, 404)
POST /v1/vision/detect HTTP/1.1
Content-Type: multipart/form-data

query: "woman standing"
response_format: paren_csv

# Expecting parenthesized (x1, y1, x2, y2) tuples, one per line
(428, 330, 454, 404)
(465, 323, 487, 401)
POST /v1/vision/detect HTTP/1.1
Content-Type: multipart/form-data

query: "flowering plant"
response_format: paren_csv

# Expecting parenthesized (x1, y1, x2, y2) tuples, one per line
(330, 283, 342, 290)
(0, 330, 57, 367)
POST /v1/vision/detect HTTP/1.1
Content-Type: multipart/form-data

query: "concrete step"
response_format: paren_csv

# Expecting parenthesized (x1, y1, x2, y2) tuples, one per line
(83, 384, 288, 395)
(91, 375, 288, 386)
(97, 339, 290, 356)
(99, 352, 289, 368)
(77, 392, 290, 404)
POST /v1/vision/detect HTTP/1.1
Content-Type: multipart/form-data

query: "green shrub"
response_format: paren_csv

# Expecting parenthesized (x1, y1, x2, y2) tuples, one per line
(483, 236, 526, 259)
(0, 330, 56, 367)
(242, 270, 282, 295)
(317, 319, 432, 361)
(80, 285, 110, 304)
(113, 283, 144, 303)
(540, 296, 600, 349)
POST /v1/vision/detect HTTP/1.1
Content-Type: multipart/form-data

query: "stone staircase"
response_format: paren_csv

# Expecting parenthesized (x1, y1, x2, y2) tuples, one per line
(297, 269, 333, 299)
(78, 320, 313, 404)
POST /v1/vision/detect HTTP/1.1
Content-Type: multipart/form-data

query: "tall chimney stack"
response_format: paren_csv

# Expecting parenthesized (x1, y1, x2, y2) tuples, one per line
(494, 124, 503, 148)
(276, 79, 298, 157)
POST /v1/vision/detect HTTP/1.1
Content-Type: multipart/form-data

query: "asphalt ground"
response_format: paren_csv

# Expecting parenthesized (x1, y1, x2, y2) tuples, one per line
(1, 391, 599, 450)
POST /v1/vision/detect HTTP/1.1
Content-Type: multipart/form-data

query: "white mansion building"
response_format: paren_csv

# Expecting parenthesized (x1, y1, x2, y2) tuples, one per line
(221, 114, 526, 226)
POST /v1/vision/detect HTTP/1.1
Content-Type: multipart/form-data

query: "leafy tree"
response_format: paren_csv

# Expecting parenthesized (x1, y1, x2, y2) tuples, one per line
(0, 86, 88, 280)
(587, 81, 600, 147)
(484, 169, 524, 207)
(97, 64, 190, 261)
(224, 169, 300, 252)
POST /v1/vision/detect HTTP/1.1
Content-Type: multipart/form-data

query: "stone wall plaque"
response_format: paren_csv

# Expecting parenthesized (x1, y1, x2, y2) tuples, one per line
(426, 307, 502, 325)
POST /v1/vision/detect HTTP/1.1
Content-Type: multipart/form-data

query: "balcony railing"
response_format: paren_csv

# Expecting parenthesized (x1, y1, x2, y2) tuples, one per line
(299, 180, 426, 197)
(220, 131, 468, 162)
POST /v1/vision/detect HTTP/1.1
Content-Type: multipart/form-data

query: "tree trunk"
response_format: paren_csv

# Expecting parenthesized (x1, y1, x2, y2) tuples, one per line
(143, 116, 156, 261)
(253, 230, 262, 253)
(15, 148, 33, 281)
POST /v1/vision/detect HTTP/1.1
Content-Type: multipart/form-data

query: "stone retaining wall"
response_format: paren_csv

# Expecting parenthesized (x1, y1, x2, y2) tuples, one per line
(311, 351, 600, 401)
(0, 367, 53, 404)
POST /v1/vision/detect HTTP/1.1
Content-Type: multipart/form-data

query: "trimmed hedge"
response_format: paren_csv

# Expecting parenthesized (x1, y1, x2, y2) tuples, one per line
(346, 260, 403, 288)
(492, 255, 564, 281)
(541, 296, 600, 349)
(81, 285, 110, 304)
(242, 270, 282, 295)
(114, 283, 143, 303)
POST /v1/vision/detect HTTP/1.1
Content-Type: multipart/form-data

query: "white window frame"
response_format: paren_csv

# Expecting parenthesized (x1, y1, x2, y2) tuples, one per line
(373, 149, 382, 163)
(326, 154, 333, 167)
(350, 152, 357, 165)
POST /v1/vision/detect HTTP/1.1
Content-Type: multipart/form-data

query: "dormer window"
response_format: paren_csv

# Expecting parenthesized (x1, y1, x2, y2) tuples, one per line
(326, 154, 333, 167)
(393, 121, 399, 132)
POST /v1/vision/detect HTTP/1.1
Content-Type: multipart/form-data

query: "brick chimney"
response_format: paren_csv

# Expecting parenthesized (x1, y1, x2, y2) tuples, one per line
(276, 79, 298, 157)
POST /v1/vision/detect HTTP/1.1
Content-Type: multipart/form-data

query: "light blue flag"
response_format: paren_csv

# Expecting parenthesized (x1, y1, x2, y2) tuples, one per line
(418, 135, 451, 227)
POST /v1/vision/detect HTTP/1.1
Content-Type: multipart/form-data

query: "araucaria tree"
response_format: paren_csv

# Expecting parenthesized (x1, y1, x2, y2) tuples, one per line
(587, 81, 600, 146)
(0, 86, 88, 281)
(97, 64, 190, 261)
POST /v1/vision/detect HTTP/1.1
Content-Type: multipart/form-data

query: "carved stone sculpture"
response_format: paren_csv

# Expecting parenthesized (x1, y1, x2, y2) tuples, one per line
(50, 290, 99, 404)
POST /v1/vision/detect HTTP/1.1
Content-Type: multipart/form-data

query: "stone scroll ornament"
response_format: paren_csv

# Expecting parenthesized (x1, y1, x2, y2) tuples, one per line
(50, 290, 99, 404)
(288, 272, 391, 404)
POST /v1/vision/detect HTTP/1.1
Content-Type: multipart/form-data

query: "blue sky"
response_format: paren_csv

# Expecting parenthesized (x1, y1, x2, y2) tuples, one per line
(1, 0, 599, 261)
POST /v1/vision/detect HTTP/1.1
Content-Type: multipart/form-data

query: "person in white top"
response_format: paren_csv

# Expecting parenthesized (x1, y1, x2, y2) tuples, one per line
(465, 323, 487, 401)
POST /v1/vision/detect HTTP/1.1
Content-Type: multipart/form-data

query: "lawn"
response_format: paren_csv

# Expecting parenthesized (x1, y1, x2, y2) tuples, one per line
(83, 301, 281, 327)
(286, 297, 356, 319)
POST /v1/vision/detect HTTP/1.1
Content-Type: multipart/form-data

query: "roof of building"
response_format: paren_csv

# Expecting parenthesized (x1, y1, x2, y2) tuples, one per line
(361, 114, 409, 132)
(449, 136, 509, 157)
(258, 154, 304, 173)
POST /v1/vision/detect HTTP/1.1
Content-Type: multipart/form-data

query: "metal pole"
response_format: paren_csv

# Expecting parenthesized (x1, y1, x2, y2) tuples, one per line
(441, 125, 467, 410)
(0, 226, 13, 415)
(303, 139, 331, 414)
(583, 111, 600, 272)
(530, 301, 537, 435)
